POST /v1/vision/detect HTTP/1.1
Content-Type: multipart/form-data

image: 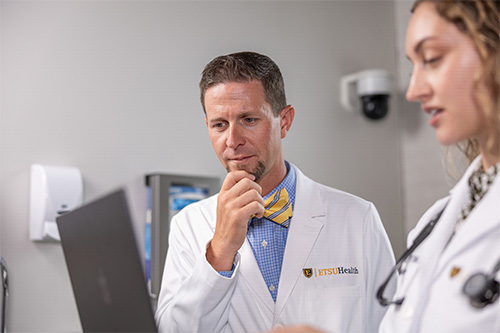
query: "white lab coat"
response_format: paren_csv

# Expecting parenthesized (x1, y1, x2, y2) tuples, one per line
(379, 156, 500, 332)
(155, 164, 395, 332)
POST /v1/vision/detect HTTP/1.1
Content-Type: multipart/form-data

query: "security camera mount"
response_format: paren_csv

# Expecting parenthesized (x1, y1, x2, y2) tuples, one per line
(340, 69, 391, 120)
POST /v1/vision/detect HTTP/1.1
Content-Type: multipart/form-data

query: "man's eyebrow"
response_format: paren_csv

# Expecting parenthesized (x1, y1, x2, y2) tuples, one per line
(207, 117, 226, 123)
(239, 112, 258, 119)
(207, 111, 258, 123)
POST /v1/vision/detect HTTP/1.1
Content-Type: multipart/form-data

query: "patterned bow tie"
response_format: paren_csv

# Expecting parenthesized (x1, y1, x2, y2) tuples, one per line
(263, 188, 293, 227)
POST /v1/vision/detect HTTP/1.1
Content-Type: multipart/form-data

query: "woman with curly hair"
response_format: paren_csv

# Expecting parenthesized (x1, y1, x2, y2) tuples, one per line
(378, 0, 500, 331)
(274, 1, 499, 331)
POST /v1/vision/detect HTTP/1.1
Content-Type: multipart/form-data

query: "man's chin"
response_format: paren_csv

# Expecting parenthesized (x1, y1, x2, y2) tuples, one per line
(225, 161, 265, 182)
(226, 163, 252, 174)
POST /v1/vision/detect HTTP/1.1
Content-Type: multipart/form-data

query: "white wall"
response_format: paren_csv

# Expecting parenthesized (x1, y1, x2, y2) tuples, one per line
(1, 1, 405, 331)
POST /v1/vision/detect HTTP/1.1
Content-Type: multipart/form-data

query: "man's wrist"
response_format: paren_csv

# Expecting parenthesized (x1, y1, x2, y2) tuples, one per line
(206, 241, 236, 271)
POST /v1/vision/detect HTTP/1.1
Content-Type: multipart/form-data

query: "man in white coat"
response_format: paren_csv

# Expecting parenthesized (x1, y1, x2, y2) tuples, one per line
(155, 51, 395, 332)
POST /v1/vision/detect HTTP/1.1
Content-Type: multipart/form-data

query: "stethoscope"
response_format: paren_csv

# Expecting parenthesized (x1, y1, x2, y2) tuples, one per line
(377, 203, 500, 309)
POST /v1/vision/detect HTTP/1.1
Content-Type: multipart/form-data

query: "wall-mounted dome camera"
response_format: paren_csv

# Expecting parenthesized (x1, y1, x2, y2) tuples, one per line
(340, 69, 392, 120)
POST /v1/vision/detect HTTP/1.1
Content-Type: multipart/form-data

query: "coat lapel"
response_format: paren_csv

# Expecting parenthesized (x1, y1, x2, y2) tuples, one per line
(406, 161, 469, 304)
(438, 175, 500, 267)
(274, 166, 325, 320)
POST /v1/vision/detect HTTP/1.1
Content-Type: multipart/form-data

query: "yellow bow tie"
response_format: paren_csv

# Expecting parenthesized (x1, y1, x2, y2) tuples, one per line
(263, 188, 293, 227)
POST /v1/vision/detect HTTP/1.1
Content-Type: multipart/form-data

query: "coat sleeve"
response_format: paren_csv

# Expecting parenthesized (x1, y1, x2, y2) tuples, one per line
(362, 203, 396, 332)
(154, 210, 240, 333)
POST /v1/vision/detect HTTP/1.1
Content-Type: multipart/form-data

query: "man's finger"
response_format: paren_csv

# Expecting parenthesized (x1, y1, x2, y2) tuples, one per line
(229, 177, 262, 197)
(234, 189, 265, 215)
(220, 170, 255, 192)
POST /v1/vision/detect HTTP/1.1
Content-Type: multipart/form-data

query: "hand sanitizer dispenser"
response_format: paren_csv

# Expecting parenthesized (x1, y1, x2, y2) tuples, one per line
(29, 164, 83, 242)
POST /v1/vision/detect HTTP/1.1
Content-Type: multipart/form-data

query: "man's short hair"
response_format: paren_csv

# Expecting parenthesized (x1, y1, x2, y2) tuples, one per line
(199, 51, 287, 117)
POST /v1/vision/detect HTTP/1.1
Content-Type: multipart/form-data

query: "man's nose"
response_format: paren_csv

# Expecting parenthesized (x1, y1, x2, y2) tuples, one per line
(226, 125, 245, 149)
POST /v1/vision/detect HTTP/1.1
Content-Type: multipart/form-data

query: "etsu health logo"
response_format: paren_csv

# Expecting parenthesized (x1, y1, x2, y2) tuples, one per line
(302, 267, 359, 278)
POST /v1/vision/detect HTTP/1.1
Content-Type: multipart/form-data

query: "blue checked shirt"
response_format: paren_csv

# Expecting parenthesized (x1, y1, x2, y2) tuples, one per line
(219, 161, 296, 302)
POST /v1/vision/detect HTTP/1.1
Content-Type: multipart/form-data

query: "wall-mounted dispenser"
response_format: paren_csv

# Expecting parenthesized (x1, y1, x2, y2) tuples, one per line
(29, 164, 83, 242)
(340, 69, 392, 120)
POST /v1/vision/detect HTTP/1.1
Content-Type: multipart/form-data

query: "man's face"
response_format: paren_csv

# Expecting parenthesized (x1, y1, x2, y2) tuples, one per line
(204, 80, 284, 184)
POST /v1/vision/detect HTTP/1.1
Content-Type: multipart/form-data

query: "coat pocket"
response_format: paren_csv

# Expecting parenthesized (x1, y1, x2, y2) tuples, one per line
(306, 285, 361, 332)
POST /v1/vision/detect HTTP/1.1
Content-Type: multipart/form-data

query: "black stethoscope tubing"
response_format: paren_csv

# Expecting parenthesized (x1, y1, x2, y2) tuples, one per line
(376, 203, 447, 306)
(377, 201, 500, 309)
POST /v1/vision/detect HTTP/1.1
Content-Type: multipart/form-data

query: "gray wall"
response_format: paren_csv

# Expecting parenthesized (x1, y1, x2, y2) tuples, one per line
(0, 1, 439, 331)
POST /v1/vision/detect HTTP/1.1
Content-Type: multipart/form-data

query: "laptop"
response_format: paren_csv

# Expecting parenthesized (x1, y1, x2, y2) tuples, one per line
(57, 189, 157, 333)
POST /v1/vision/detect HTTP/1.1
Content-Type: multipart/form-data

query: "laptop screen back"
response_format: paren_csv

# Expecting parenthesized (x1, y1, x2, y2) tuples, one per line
(57, 189, 157, 333)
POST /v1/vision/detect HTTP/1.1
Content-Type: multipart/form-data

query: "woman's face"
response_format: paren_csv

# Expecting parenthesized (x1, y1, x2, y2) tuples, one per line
(405, 1, 488, 146)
